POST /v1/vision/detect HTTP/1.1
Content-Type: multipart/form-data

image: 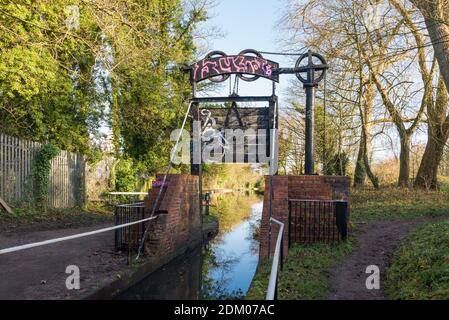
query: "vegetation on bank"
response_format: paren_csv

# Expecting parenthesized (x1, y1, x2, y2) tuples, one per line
(351, 186, 449, 221)
(0, 203, 113, 233)
(0, 0, 209, 190)
(202, 164, 264, 192)
(246, 241, 353, 300)
(385, 220, 449, 300)
(247, 185, 449, 300)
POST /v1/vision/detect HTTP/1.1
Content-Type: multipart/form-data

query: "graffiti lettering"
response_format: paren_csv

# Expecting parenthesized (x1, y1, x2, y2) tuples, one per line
(191, 55, 279, 83)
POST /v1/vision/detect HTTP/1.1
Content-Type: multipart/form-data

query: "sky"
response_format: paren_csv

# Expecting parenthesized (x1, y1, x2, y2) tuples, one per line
(201, 0, 428, 163)
(200, 0, 303, 103)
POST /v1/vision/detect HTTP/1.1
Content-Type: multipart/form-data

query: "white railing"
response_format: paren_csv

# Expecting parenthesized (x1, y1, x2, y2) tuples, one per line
(266, 217, 285, 300)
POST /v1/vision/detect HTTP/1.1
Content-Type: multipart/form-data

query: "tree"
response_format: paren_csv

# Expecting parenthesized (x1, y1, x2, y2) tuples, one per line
(414, 76, 449, 189)
(86, 0, 210, 174)
(0, 0, 103, 156)
(411, 0, 449, 95)
(0, 0, 213, 177)
(380, 0, 449, 189)
(357, 0, 433, 188)
(281, 0, 440, 188)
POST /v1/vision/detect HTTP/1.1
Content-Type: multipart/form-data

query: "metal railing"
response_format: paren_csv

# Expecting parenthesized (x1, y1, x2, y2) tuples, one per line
(115, 202, 150, 251)
(266, 217, 285, 300)
(288, 199, 348, 246)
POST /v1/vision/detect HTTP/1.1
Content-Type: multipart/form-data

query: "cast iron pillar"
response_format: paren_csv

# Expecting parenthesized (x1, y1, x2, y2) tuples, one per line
(295, 51, 329, 175)
(304, 83, 316, 175)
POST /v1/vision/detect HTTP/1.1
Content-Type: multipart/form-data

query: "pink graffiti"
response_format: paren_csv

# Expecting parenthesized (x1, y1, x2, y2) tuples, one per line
(201, 61, 220, 79)
(192, 55, 278, 82)
(218, 57, 233, 73)
(262, 63, 272, 77)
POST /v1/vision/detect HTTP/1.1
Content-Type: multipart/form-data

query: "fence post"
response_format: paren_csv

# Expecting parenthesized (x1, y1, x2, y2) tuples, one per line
(335, 201, 348, 240)
(288, 201, 291, 249)
(0, 133, 87, 209)
(280, 232, 284, 271)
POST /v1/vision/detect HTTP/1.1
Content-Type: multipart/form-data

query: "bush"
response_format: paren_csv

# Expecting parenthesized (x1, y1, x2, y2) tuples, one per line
(115, 158, 139, 192)
(31, 143, 60, 208)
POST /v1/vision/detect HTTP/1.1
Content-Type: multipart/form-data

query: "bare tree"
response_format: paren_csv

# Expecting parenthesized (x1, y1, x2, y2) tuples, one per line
(281, 0, 441, 188)
(411, 0, 449, 95)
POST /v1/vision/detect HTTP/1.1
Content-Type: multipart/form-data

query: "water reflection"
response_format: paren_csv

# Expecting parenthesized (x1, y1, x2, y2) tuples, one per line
(118, 192, 263, 300)
(118, 246, 202, 300)
(202, 193, 263, 299)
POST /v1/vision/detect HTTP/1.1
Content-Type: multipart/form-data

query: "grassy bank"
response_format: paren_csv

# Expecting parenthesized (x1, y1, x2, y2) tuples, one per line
(385, 220, 449, 299)
(246, 241, 353, 300)
(351, 187, 449, 221)
(0, 203, 113, 232)
(247, 186, 449, 300)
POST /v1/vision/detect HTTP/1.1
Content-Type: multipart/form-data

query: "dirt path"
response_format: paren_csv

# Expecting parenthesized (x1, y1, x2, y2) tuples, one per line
(326, 217, 445, 300)
(0, 223, 128, 300)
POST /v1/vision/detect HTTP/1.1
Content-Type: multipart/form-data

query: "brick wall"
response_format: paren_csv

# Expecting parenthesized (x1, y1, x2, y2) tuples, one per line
(143, 174, 202, 258)
(259, 175, 350, 260)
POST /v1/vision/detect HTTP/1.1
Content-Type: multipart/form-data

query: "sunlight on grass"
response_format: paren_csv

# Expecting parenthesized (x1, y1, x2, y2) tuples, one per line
(351, 187, 449, 221)
(385, 220, 449, 300)
(246, 240, 353, 300)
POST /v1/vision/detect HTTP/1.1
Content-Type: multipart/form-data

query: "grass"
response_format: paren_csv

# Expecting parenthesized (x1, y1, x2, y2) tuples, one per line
(246, 240, 353, 300)
(246, 185, 449, 300)
(385, 220, 449, 300)
(351, 187, 449, 221)
(0, 202, 113, 232)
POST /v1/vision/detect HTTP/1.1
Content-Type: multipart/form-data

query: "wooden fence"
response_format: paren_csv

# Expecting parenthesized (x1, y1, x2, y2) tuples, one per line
(0, 133, 85, 208)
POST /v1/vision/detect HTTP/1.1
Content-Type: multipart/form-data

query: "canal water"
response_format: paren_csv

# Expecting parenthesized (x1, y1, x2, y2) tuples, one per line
(118, 192, 263, 300)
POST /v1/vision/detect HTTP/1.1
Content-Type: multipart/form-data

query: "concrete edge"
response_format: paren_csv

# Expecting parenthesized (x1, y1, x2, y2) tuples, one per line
(81, 220, 220, 300)
(82, 236, 203, 300)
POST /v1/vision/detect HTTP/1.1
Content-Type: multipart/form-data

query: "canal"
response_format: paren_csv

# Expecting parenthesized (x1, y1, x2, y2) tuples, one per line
(118, 192, 263, 300)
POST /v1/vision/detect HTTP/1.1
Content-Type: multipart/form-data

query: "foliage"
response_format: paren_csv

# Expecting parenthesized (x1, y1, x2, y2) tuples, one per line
(105, 0, 209, 174)
(351, 187, 449, 221)
(31, 143, 60, 207)
(324, 152, 350, 176)
(246, 241, 353, 300)
(385, 221, 449, 299)
(203, 164, 262, 191)
(0, 1, 103, 155)
(114, 158, 140, 192)
(0, 0, 210, 179)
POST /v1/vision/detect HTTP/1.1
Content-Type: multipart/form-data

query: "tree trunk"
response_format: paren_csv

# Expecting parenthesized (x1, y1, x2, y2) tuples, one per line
(414, 77, 449, 189)
(354, 80, 378, 188)
(398, 135, 411, 188)
(414, 130, 449, 189)
(412, 0, 449, 95)
(353, 141, 366, 186)
(363, 146, 379, 189)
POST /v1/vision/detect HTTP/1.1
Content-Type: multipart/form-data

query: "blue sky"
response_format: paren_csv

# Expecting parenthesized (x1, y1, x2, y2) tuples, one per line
(207, 0, 283, 53)
(201, 0, 301, 102)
